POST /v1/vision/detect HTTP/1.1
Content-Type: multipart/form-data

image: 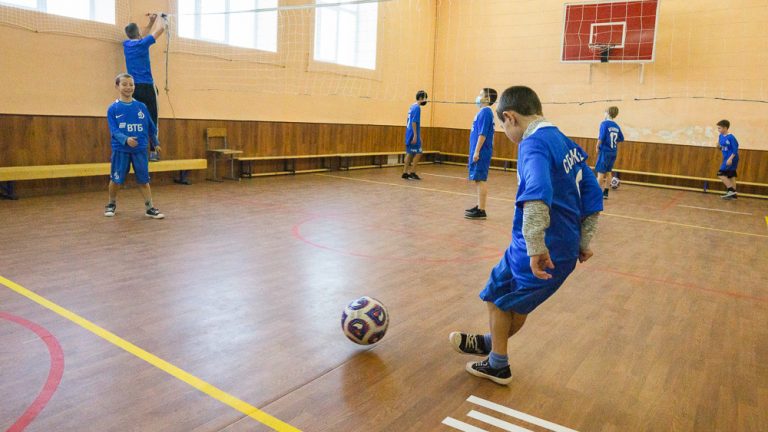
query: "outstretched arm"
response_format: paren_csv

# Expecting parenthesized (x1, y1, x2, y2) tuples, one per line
(150, 13, 167, 40)
(143, 14, 157, 37)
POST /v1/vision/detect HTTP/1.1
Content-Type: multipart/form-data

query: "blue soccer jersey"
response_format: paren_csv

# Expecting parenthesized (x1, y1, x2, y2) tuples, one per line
(719, 133, 739, 170)
(405, 103, 421, 146)
(598, 120, 624, 153)
(107, 99, 158, 154)
(511, 123, 603, 264)
(469, 106, 495, 160)
(123, 36, 156, 84)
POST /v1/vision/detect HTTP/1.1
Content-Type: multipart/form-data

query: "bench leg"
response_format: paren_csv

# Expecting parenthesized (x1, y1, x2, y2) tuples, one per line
(223, 156, 240, 181)
(174, 170, 191, 185)
(0, 181, 18, 200)
(207, 153, 223, 182)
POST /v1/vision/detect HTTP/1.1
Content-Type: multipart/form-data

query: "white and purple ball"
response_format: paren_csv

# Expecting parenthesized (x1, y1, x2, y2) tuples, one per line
(341, 296, 389, 345)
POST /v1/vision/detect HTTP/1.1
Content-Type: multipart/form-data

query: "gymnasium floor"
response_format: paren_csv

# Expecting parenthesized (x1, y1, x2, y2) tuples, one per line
(1, 164, 766, 432)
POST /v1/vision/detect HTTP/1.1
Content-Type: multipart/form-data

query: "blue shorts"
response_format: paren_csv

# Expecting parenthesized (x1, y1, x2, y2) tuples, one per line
(468, 158, 491, 181)
(111, 150, 150, 185)
(595, 152, 617, 174)
(406, 143, 423, 155)
(479, 252, 577, 314)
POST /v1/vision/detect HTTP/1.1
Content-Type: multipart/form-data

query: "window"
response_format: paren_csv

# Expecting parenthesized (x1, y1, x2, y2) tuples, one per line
(0, 0, 115, 24)
(178, 0, 277, 52)
(314, 0, 378, 70)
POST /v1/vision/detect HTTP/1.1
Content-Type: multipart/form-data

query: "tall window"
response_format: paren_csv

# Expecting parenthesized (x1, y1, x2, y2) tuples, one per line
(178, 0, 277, 52)
(314, 0, 378, 70)
(0, 0, 115, 24)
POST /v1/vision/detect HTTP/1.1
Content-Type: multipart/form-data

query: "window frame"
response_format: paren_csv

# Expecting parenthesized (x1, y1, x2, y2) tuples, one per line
(177, 0, 278, 53)
(312, 0, 379, 71)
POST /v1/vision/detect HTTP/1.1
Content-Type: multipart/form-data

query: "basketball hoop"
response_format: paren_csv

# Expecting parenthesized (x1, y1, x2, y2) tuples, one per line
(588, 44, 613, 63)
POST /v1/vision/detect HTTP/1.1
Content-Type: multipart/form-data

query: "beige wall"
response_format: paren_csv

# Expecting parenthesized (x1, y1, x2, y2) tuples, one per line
(2, 0, 767, 150)
(432, 0, 768, 150)
(0, 0, 436, 126)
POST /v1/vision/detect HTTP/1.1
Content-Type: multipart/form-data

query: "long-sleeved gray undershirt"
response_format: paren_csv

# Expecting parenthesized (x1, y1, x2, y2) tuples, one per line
(522, 200, 600, 256)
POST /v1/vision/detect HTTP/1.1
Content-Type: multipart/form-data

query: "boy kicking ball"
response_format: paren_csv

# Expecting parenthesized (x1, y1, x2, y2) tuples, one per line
(449, 86, 603, 385)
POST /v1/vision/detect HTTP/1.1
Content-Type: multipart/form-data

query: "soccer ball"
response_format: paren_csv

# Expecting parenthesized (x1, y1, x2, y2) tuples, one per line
(610, 176, 621, 190)
(341, 296, 389, 345)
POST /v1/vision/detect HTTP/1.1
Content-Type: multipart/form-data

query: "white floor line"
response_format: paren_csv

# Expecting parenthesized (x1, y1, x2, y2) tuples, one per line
(467, 396, 579, 432)
(677, 205, 753, 216)
(467, 410, 534, 432)
(442, 417, 489, 432)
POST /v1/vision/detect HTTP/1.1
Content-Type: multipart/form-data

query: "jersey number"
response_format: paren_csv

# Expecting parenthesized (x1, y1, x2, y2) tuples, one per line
(609, 131, 619, 149)
(575, 168, 583, 197)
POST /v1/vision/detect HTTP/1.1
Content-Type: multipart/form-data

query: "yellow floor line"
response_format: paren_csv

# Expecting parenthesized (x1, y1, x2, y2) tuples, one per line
(317, 173, 768, 239)
(0, 275, 301, 432)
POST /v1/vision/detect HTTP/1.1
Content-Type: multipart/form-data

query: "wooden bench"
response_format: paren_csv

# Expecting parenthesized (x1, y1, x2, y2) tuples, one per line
(237, 154, 337, 178)
(338, 150, 440, 170)
(435, 152, 518, 171)
(613, 168, 768, 199)
(0, 159, 207, 200)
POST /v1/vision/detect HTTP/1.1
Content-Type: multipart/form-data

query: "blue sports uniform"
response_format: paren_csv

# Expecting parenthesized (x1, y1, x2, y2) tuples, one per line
(718, 133, 739, 176)
(595, 120, 624, 174)
(107, 99, 158, 185)
(468, 106, 495, 181)
(405, 103, 422, 154)
(123, 36, 156, 84)
(480, 123, 603, 314)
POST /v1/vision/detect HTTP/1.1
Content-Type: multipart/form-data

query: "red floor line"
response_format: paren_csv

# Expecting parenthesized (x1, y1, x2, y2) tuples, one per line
(594, 268, 768, 304)
(1, 312, 65, 432)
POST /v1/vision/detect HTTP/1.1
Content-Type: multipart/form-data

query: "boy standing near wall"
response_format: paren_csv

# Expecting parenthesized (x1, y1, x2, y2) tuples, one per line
(716, 119, 739, 200)
(595, 106, 624, 200)
(123, 13, 167, 161)
(403, 90, 428, 180)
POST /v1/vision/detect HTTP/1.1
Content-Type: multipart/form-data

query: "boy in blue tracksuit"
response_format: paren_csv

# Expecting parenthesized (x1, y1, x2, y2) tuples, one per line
(449, 86, 603, 385)
(105, 73, 164, 219)
(465, 88, 497, 220)
(716, 119, 739, 200)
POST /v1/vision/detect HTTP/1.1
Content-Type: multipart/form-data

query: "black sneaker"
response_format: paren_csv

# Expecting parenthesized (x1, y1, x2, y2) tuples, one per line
(401, 172, 410, 179)
(449, 332, 489, 355)
(465, 205, 479, 214)
(603, 189, 609, 200)
(145, 207, 165, 219)
(104, 203, 116, 217)
(409, 173, 421, 180)
(466, 358, 512, 385)
(464, 208, 487, 220)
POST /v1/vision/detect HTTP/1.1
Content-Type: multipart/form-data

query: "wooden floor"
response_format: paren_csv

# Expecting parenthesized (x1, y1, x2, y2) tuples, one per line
(1, 165, 766, 432)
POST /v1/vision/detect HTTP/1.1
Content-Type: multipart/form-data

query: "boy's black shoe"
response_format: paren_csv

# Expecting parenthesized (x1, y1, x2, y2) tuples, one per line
(104, 203, 116, 217)
(449, 332, 490, 355)
(603, 188, 609, 200)
(465, 205, 479, 214)
(464, 208, 487, 220)
(466, 359, 512, 385)
(401, 173, 410, 179)
(408, 173, 421, 180)
(145, 207, 165, 219)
